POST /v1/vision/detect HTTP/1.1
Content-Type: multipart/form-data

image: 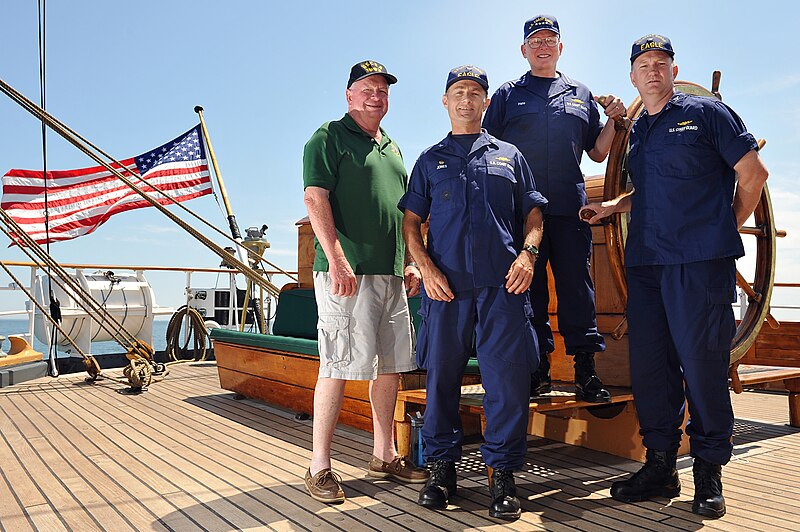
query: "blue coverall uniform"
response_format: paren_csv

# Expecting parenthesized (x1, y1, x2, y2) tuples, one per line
(625, 92, 758, 464)
(399, 131, 548, 469)
(483, 72, 605, 358)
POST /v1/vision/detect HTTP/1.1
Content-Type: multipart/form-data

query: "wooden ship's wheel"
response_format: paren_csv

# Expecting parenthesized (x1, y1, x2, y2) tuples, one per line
(601, 73, 783, 364)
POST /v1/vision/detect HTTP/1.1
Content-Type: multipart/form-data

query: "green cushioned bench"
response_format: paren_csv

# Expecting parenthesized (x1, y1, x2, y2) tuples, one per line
(211, 328, 320, 356)
(212, 287, 480, 433)
(210, 288, 480, 374)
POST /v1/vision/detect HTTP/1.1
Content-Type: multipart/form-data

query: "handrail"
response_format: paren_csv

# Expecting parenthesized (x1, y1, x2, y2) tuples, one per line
(0, 261, 296, 276)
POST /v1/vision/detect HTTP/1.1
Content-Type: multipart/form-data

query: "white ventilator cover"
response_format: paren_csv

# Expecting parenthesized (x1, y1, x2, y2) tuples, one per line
(30, 270, 156, 355)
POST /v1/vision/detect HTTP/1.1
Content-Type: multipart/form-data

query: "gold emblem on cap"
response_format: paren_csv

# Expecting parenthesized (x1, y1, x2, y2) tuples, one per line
(360, 61, 384, 73)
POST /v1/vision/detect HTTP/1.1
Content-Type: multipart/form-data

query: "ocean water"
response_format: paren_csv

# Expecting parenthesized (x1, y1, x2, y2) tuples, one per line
(0, 318, 169, 357)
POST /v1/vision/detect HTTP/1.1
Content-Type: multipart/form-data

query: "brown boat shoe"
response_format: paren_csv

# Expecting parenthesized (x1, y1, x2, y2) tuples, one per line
(368, 455, 430, 484)
(304, 468, 345, 503)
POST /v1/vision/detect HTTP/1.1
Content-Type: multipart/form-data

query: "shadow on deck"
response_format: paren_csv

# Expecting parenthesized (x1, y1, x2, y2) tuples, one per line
(0, 363, 796, 531)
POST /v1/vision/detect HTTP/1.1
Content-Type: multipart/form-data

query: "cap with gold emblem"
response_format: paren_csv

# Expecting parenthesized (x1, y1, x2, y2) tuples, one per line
(347, 60, 398, 88)
(630, 34, 675, 62)
(523, 15, 559, 40)
(445, 64, 489, 92)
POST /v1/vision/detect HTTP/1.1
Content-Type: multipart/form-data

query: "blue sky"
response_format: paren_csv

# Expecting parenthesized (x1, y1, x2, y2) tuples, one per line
(1, 0, 799, 317)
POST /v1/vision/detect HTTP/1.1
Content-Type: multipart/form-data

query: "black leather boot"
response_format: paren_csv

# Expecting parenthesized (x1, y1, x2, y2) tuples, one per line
(530, 352, 552, 397)
(610, 449, 681, 502)
(692, 457, 726, 518)
(574, 352, 611, 403)
(418, 460, 457, 510)
(489, 468, 521, 520)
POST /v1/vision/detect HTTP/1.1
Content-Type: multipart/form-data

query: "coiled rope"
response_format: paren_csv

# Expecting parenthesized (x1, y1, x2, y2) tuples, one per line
(165, 306, 210, 363)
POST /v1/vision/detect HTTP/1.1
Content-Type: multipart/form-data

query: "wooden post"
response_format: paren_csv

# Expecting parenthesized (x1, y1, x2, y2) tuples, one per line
(785, 377, 800, 428)
(394, 395, 411, 458)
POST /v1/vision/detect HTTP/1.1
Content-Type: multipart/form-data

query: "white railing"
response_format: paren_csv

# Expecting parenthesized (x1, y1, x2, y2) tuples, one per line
(0, 261, 298, 351)
(738, 283, 800, 320)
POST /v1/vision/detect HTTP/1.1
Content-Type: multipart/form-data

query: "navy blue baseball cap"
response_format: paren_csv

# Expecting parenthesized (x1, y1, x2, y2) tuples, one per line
(347, 60, 398, 88)
(630, 34, 675, 62)
(445, 65, 489, 93)
(524, 15, 560, 40)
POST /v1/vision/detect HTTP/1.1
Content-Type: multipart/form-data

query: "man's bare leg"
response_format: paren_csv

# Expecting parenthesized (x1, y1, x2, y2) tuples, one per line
(310, 376, 347, 475)
(370, 372, 401, 462)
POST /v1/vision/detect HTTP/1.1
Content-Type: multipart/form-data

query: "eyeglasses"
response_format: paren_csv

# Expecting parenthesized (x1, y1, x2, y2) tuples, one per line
(526, 36, 559, 49)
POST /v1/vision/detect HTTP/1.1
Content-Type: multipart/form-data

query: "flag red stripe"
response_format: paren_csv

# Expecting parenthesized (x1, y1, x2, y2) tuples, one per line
(2, 162, 206, 197)
(4, 179, 212, 226)
(1, 125, 213, 246)
(2, 168, 210, 211)
(19, 189, 213, 242)
(4, 158, 137, 181)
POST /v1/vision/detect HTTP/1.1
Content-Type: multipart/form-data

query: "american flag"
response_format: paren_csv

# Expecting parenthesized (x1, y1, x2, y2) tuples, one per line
(1, 125, 212, 245)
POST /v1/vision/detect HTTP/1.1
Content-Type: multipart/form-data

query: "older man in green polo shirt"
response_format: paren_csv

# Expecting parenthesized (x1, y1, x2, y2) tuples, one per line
(302, 60, 428, 504)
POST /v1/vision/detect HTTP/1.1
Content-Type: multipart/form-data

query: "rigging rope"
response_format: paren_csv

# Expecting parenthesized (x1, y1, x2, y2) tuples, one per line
(0, 260, 100, 377)
(37, 0, 60, 378)
(0, 213, 150, 354)
(0, 254, 159, 391)
(0, 78, 284, 299)
(0, 78, 293, 283)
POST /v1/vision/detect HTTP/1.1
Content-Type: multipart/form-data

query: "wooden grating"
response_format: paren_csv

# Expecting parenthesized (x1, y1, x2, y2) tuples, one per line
(0, 362, 797, 531)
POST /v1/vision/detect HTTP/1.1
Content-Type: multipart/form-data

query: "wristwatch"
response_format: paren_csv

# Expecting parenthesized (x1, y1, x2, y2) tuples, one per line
(522, 244, 539, 257)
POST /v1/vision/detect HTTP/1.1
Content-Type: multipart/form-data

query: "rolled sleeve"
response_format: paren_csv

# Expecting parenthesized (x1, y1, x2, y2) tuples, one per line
(398, 158, 431, 220)
(709, 100, 758, 168)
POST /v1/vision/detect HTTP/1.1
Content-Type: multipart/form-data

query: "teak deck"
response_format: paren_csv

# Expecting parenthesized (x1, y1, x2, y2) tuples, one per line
(0, 362, 798, 531)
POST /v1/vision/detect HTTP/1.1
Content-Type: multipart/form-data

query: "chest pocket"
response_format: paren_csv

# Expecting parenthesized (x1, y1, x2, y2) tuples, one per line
(562, 97, 590, 124)
(507, 97, 544, 120)
(429, 168, 465, 214)
(656, 131, 705, 177)
(485, 164, 517, 218)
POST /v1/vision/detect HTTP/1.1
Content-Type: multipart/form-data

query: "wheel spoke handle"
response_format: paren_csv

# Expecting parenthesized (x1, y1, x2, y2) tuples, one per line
(736, 269, 780, 329)
(739, 225, 786, 238)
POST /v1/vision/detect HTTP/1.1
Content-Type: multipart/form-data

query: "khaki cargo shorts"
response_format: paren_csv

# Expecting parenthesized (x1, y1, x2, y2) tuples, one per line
(313, 272, 416, 380)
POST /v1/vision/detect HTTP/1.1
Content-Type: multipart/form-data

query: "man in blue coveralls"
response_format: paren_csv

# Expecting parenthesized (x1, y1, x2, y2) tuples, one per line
(483, 15, 627, 403)
(400, 65, 547, 520)
(584, 35, 769, 518)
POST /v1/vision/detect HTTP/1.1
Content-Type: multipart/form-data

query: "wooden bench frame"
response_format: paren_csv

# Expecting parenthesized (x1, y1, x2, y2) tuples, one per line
(730, 363, 800, 427)
(394, 382, 690, 462)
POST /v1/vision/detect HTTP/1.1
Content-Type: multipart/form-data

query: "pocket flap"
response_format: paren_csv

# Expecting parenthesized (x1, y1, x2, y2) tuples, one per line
(486, 164, 516, 183)
(317, 314, 350, 332)
(707, 287, 736, 305)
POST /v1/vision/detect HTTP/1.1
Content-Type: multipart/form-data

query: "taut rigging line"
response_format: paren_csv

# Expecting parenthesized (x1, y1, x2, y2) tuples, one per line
(0, 260, 104, 378)
(0, 76, 289, 299)
(0, 211, 151, 354)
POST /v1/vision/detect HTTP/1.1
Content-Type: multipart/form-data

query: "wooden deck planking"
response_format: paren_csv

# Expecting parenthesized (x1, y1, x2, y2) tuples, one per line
(171, 378, 573, 532)
(0, 397, 111, 531)
(84, 371, 432, 532)
(23, 384, 185, 531)
(175, 378, 739, 532)
(67, 380, 284, 530)
(34, 379, 259, 531)
(163, 377, 515, 532)
(145, 366, 800, 532)
(140, 380, 425, 531)
(18, 389, 165, 530)
(0, 466, 36, 532)
(0, 363, 799, 531)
